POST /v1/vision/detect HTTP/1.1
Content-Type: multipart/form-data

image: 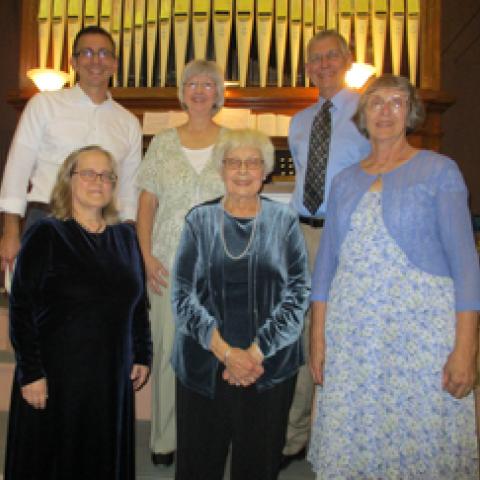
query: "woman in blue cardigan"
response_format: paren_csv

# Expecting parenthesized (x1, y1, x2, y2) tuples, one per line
(171, 129, 310, 480)
(308, 75, 480, 479)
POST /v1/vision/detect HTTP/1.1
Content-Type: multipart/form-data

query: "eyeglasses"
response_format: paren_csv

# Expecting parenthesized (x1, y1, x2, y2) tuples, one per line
(72, 169, 117, 184)
(73, 48, 116, 61)
(223, 157, 264, 170)
(184, 81, 215, 90)
(366, 95, 408, 113)
(308, 50, 343, 64)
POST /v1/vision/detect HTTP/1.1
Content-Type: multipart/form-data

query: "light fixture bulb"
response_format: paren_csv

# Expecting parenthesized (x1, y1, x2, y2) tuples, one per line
(345, 63, 376, 89)
(27, 68, 69, 91)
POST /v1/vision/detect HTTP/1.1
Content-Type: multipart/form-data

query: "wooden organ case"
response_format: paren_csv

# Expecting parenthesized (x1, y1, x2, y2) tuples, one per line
(11, 0, 451, 182)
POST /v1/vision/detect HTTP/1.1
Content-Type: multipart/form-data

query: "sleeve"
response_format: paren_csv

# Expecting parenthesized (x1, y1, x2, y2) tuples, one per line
(171, 217, 219, 350)
(129, 229, 153, 366)
(287, 116, 295, 155)
(287, 114, 300, 168)
(116, 115, 143, 221)
(9, 223, 51, 385)
(310, 178, 340, 301)
(136, 134, 164, 196)
(256, 217, 311, 358)
(435, 161, 480, 311)
(0, 94, 48, 215)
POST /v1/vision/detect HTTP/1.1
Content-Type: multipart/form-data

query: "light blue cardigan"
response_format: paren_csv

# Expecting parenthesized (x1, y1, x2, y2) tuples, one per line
(311, 150, 480, 312)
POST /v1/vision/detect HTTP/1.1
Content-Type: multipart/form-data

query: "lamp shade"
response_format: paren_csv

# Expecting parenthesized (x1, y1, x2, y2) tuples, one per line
(345, 63, 376, 89)
(27, 68, 70, 91)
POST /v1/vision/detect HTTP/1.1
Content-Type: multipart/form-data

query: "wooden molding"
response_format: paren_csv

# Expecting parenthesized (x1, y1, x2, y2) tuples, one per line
(7, 86, 454, 153)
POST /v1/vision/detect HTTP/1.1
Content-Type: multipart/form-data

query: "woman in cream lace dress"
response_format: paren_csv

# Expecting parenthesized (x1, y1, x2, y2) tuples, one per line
(136, 60, 226, 466)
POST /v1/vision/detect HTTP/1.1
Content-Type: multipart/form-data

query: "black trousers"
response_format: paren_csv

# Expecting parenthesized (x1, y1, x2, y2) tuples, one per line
(175, 369, 296, 480)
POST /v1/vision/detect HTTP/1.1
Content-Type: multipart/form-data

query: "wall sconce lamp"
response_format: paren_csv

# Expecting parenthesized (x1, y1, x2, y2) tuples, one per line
(345, 63, 376, 89)
(27, 68, 69, 91)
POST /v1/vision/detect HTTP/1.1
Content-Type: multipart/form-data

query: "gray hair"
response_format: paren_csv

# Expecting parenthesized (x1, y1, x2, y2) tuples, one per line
(213, 129, 275, 175)
(353, 74, 426, 138)
(178, 59, 225, 114)
(306, 29, 350, 61)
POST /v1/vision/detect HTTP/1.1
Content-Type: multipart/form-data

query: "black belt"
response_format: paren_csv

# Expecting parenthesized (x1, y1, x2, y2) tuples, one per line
(299, 215, 324, 228)
(27, 201, 51, 212)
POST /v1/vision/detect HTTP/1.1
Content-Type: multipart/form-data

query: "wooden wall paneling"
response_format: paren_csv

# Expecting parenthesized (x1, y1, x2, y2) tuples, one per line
(420, 0, 441, 90)
(7, 85, 453, 154)
(19, 0, 39, 90)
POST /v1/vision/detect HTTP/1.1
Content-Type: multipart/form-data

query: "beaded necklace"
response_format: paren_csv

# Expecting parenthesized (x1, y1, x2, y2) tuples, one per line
(220, 197, 260, 260)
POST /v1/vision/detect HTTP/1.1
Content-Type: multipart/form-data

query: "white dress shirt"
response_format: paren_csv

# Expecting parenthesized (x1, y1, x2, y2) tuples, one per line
(0, 84, 142, 220)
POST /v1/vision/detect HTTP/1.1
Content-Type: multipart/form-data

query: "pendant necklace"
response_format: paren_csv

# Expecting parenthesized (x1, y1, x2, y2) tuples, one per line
(220, 197, 260, 260)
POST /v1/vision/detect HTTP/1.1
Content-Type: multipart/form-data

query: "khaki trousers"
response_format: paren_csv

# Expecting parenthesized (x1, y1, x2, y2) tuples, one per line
(149, 281, 177, 454)
(282, 222, 323, 455)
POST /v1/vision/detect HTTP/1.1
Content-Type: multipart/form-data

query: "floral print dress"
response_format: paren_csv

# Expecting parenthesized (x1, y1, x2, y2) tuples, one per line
(308, 191, 478, 479)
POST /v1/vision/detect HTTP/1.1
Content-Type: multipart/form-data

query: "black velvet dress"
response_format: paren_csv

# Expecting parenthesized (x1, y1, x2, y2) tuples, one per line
(4, 217, 152, 480)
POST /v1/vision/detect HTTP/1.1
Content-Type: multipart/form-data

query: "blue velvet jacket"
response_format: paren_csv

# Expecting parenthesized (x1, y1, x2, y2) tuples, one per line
(171, 197, 311, 398)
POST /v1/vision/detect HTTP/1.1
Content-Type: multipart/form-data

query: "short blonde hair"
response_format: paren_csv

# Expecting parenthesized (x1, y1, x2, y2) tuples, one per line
(50, 145, 119, 224)
(353, 74, 426, 138)
(178, 59, 225, 114)
(213, 129, 275, 175)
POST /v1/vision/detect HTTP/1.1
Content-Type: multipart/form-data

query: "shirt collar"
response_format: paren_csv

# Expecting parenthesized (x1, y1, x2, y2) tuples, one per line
(71, 83, 113, 106)
(318, 87, 352, 112)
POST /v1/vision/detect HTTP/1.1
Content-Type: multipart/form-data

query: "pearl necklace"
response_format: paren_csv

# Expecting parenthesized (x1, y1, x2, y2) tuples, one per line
(220, 197, 260, 260)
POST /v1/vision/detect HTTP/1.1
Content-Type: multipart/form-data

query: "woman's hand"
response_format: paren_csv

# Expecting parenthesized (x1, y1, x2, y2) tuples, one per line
(442, 348, 477, 399)
(247, 343, 264, 364)
(21, 377, 48, 409)
(210, 330, 263, 387)
(443, 311, 479, 399)
(131, 364, 150, 391)
(144, 255, 169, 295)
(224, 348, 264, 387)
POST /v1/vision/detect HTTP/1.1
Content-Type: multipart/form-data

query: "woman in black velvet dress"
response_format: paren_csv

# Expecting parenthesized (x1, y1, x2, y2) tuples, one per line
(4, 145, 152, 480)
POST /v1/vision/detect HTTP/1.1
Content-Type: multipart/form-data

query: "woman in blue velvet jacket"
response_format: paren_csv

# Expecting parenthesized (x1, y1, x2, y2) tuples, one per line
(171, 129, 311, 480)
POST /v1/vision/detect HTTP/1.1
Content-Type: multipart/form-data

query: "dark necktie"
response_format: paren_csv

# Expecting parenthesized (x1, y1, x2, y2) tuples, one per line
(303, 100, 333, 215)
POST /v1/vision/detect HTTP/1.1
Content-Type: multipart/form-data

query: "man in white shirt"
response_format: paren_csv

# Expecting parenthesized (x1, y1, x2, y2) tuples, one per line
(0, 26, 142, 270)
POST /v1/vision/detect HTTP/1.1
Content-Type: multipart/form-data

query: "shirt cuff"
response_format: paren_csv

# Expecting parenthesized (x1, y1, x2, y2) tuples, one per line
(310, 292, 328, 302)
(0, 198, 28, 216)
(118, 202, 138, 222)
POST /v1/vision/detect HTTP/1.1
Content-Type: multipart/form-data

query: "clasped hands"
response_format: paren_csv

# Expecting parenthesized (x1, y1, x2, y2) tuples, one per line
(223, 344, 264, 388)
